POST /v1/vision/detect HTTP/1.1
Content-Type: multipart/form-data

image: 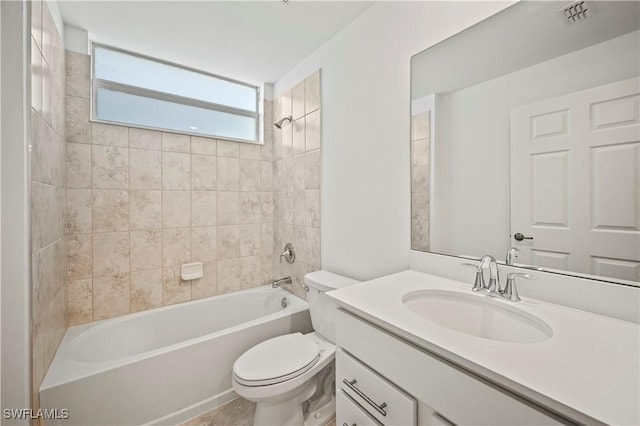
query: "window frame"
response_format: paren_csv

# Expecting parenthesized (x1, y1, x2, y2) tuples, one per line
(90, 42, 261, 143)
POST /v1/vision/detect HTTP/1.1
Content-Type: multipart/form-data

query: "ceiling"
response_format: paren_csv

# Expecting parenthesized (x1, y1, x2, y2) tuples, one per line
(58, 1, 374, 86)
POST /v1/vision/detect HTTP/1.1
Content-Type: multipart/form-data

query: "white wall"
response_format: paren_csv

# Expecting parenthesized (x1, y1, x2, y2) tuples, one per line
(274, 1, 514, 281)
(1, 1, 31, 421)
(432, 30, 640, 259)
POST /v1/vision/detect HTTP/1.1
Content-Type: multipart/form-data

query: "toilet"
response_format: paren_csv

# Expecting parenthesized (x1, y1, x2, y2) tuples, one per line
(232, 271, 360, 426)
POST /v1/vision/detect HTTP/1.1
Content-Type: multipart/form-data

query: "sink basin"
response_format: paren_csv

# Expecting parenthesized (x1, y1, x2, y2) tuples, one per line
(402, 290, 553, 343)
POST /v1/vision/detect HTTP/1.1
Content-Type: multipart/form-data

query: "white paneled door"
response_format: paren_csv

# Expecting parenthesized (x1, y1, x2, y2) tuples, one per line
(510, 78, 640, 282)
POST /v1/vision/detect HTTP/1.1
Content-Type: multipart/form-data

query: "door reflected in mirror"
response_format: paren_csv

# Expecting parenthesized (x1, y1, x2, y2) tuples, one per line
(410, 1, 640, 285)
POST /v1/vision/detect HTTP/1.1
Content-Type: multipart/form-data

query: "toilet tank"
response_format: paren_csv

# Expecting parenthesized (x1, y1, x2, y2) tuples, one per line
(304, 271, 361, 343)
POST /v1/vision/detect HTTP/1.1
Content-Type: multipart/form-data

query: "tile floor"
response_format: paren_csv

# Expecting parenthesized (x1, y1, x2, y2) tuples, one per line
(180, 397, 336, 426)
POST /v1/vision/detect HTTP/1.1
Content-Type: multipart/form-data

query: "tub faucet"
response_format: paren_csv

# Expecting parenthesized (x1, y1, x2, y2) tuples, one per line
(272, 276, 292, 288)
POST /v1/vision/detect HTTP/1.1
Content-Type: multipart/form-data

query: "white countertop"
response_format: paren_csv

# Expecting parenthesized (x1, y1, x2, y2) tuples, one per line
(327, 270, 640, 425)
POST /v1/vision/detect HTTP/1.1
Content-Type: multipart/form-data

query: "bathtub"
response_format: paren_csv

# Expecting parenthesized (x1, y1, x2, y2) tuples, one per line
(40, 286, 312, 425)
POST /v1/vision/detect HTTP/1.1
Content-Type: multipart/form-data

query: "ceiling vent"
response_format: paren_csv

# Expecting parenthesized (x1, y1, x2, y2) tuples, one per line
(562, 1, 594, 24)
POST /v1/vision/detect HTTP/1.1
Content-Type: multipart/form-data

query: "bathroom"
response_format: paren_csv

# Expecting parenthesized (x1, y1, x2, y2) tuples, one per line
(1, 0, 638, 425)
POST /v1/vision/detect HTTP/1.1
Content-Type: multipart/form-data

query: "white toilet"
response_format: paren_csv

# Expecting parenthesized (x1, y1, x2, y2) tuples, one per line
(232, 271, 360, 426)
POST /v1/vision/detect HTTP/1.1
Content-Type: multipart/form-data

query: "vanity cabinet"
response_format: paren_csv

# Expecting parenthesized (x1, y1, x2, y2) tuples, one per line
(335, 309, 567, 426)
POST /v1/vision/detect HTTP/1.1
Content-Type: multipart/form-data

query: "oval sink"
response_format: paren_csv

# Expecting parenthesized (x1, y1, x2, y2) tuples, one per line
(402, 290, 553, 343)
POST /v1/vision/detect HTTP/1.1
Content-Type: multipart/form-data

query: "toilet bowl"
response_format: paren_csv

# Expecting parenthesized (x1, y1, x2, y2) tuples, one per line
(232, 271, 360, 426)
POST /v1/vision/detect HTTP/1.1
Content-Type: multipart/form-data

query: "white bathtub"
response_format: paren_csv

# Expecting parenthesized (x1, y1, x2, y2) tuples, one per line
(40, 286, 312, 425)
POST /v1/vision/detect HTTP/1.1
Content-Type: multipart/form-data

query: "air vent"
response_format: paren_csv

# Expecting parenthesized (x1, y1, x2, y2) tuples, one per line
(562, 1, 593, 23)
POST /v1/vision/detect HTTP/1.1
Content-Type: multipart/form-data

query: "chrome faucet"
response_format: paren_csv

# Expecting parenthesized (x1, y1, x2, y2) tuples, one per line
(502, 272, 535, 302)
(272, 276, 292, 288)
(506, 247, 520, 266)
(462, 255, 501, 296)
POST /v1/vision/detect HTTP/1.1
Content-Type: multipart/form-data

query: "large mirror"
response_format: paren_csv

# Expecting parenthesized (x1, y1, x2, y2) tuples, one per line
(410, 1, 640, 286)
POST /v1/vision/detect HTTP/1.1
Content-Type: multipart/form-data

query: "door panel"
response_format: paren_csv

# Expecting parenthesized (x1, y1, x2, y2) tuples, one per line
(510, 78, 640, 282)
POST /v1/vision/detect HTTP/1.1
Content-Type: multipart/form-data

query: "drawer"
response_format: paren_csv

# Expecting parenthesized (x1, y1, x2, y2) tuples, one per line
(336, 309, 565, 426)
(337, 349, 417, 426)
(336, 389, 380, 426)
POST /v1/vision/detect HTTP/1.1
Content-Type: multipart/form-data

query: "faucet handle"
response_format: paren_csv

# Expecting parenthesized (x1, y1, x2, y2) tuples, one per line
(502, 273, 535, 302)
(461, 262, 486, 292)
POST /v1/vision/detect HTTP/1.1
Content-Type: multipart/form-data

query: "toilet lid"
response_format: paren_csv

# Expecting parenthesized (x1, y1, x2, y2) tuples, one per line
(233, 333, 320, 386)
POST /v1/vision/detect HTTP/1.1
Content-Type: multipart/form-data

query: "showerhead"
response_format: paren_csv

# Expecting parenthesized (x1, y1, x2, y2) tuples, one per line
(273, 115, 292, 129)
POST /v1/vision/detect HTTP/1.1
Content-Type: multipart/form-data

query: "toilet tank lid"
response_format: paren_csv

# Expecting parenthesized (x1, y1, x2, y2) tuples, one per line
(304, 270, 361, 292)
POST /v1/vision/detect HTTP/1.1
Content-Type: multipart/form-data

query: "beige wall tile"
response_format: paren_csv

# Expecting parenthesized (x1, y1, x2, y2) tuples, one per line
(412, 138, 429, 166)
(261, 192, 274, 224)
(92, 123, 128, 147)
(192, 261, 217, 299)
(129, 128, 161, 150)
(130, 190, 162, 230)
(31, 182, 62, 251)
(240, 256, 260, 289)
(93, 273, 130, 320)
(192, 226, 217, 262)
(217, 157, 239, 191)
(191, 154, 217, 190)
(304, 70, 321, 114)
(217, 258, 239, 294)
(191, 136, 217, 155)
(66, 189, 91, 234)
(162, 191, 191, 228)
(130, 230, 162, 271)
(262, 131, 274, 161)
(217, 225, 239, 260)
(282, 157, 294, 192)
(412, 165, 429, 193)
(292, 81, 305, 120)
(240, 159, 260, 192)
(217, 191, 239, 225)
(93, 232, 129, 276)
(304, 189, 320, 228)
(293, 156, 305, 191)
(239, 143, 260, 160)
(66, 51, 90, 99)
(31, 112, 65, 186)
(260, 161, 273, 192)
(92, 189, 129, 232)
(217, 140, 239, 157)
(162, 152, 190, 190)
(67, 143, 91, 188)
(130, 149, 161, 189)
(411, 192, 429, 220)
(162, 228, 191, 267)
(31, 39, 43, 115)
(92, 145, 129, 189)
(293, 191, 305, 227)
(306, 227, 320, 267)
(240, 224, 261, 257)
(32, 239, 66, 322)
(66, 96, 90, 143)
(261, 223, 274, 255)
(131, 269, 162, 312)
(42, 58, 53, 128)
(273, 129, 282, 161)
(292, 118, 305, 156)
(305, 109, 321, 152)
(192, 191, 217, 227)
(281, 122, 293, 158)
(67, 279, 92, 326)
(304, 150, 320, 189)
(412, 111, 430, 140)
(162, 266, 191, 305)
(67, 234, 92, 280)
(261, 255, 274, 284)
(162, 132, 190, 153)
(240, 192, 261, 224)
(280, 90, 292, 118)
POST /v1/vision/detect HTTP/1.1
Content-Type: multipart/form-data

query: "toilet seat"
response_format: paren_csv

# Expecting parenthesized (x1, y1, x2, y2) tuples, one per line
(233, 333, 320, 387)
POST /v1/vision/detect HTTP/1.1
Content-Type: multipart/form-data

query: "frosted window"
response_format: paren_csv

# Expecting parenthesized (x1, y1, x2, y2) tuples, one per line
(92, 44, 258, 141)
(96, 88, 257, 142)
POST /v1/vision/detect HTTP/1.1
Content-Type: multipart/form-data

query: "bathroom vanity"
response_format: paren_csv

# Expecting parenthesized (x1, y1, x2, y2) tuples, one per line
(328, 270, 640, 425)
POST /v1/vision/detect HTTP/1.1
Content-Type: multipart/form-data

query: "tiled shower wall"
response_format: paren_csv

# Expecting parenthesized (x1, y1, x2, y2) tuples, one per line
(273, 72, 322, 300)
(411, 111, 430, 251)
(65, 51, 276, 324)
(65, 49, 322, 323)
(30, 0, 67, 412)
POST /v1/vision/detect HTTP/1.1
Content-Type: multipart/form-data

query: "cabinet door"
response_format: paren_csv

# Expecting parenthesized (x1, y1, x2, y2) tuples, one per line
(337, 390, 381, 426)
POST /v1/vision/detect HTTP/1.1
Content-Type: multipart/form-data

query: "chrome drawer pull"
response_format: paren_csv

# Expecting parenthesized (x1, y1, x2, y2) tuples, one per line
(342, 379, 388, 417)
